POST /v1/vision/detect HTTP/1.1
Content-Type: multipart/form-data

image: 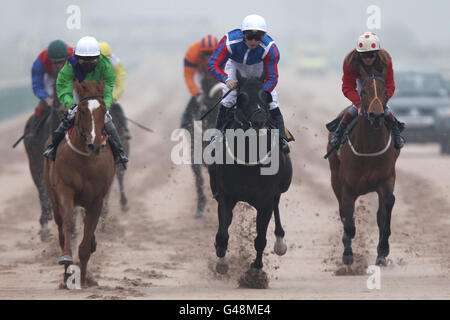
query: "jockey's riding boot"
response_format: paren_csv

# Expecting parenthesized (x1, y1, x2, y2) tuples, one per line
(384, 112, 405, 149)
(329, 105, 358, 148)
(104, 121, 129, 167)
(42, 112, 74, 161)
(270, 108, 290, 154)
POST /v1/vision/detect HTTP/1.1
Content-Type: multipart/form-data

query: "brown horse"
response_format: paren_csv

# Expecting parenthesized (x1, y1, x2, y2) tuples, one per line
(44, 80, 115, 287)
(326, 68, 401, 267)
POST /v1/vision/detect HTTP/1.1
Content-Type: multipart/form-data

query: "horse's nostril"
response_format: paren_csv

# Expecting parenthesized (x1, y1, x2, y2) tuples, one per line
(88, 144, 95, 152)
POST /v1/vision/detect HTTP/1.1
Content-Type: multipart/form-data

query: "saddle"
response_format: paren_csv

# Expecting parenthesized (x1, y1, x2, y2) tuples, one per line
(325, 110, 405, 148)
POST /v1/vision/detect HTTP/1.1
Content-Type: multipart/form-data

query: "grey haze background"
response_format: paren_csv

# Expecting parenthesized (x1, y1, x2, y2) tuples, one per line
(0, 0, 449, 93)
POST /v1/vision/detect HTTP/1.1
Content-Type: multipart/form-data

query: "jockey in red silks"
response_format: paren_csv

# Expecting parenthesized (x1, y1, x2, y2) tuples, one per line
(330, 32, 404, 149)
(208, 14, 290, 153)
(28, 40, 73, 137)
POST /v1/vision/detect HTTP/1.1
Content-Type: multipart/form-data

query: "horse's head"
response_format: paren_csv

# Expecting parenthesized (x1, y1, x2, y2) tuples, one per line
(73, 80, 107, 156)
(359, 66, 388, 128)
(233, 71, 272, 130)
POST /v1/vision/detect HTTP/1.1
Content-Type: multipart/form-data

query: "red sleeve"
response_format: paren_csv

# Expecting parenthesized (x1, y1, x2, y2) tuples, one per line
(67, 45, 74, 57)
(342, 60, 361, 106)
(385, 59, 395, 100)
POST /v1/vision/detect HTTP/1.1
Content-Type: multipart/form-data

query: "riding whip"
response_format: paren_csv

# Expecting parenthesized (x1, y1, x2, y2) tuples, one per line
(200, 88, 234, 120)
(125, 117, 154, 133)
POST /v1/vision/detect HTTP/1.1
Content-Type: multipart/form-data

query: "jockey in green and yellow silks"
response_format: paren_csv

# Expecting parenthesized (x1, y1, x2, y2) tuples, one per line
(43, 36, 128, 166)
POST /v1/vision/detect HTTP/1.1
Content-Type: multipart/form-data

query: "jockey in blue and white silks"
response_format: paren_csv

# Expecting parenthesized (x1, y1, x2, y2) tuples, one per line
(208, 14, 290, 153)
(208, 23, 280, 110)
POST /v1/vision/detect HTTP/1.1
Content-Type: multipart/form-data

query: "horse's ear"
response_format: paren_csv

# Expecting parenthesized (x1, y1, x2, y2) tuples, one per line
(73, 80, 82, 96)
(236, 70, 244, 85)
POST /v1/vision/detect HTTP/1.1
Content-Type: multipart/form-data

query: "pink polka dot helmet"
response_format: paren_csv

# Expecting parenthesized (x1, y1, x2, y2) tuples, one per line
(356, 32, 380, 52)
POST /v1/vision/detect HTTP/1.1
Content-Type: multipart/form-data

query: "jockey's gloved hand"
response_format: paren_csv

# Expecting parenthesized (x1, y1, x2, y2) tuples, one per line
(67, 104, 78, 120)
(195, 93, 204, 105)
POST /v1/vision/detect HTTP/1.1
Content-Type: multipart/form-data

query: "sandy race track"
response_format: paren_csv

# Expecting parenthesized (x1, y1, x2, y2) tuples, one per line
(0, 58, 449, 300)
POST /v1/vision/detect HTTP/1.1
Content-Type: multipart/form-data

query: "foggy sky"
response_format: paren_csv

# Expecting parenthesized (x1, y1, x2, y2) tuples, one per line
(1, 0, 450, 84)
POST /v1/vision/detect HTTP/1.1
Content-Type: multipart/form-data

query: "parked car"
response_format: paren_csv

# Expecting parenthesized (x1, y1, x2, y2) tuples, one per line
(388, 70, 450, 154)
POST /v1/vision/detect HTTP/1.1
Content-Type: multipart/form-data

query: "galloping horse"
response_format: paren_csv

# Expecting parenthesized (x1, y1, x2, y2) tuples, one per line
(209, 72, 292, 285)
(23, 85, 66, 240)
(44, 80, 115, 287)
(180, 64, 222, 218)
(326, 67, 401, 267)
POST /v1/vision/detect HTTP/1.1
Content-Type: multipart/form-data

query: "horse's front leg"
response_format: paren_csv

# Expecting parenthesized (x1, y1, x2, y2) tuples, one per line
(376, 182, 395, 266)
(78, 199, 103, 288)
(273, 194, 287, 256)
(252, 204, 274, 269)
(56, 187, 75, 267)
(214, 195, 236, 274)
(340, 186, 356, 265)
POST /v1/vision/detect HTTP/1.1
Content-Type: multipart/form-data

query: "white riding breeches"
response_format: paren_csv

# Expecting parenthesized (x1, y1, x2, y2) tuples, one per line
(221, 60, 279, 110)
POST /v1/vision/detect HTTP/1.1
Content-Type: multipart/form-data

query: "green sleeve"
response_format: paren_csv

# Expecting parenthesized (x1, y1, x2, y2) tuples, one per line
(56, 62, 75, 109)
(102, 59, 115, 109)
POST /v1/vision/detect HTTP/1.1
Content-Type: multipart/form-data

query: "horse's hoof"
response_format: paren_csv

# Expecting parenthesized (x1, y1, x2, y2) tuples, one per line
(216, 257, 229, 274)
(274, 237, 287, 256)
(58, 255, 73, 265)
(194, 211, 203, 219)
(121, 195, 129, 212)
(121, 203, 130, 212)
(40, 226, 51, 242)
(375, 256, 387, 267)
(342, 254, 354, 265)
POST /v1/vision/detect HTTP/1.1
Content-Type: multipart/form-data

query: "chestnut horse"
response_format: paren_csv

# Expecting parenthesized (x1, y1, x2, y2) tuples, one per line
(44, 80, 115, 287)
(326, 68, 401, 267)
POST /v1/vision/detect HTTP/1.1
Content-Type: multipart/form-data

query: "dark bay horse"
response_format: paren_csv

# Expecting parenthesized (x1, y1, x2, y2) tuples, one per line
(326, 68, 401, 267)
(208, 72, 292, 285)
(180, 64, 222, 218)
(23, 85, 66, 240)
(44, 80, 115, 287)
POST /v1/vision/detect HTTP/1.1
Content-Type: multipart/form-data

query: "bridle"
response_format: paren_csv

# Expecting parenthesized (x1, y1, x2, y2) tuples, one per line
(359, 75, 386, 124)
(233, 90, 271, 130)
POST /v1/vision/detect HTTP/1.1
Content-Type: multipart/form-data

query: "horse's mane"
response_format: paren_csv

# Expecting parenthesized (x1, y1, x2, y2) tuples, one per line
(73, 80, 104, 100)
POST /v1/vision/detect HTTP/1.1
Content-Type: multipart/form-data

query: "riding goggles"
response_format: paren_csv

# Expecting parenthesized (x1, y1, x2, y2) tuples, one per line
(76, 55, 99, 63)
(359, 51, 378, 59)
(244, 30, 265, 41)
